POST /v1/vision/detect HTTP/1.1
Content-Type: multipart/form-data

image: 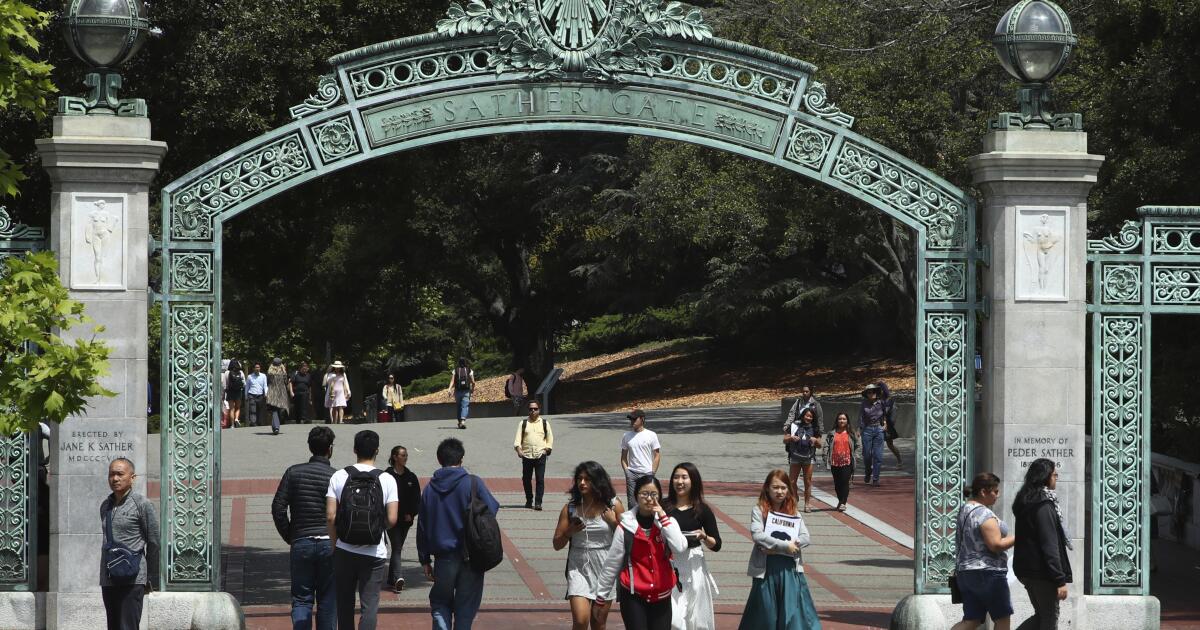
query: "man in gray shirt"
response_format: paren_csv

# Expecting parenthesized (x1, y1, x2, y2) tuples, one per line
(100, 457, 160, 630)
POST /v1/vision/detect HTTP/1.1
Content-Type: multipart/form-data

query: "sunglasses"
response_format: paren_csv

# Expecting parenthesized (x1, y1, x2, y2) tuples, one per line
(529, 407, 540, 411)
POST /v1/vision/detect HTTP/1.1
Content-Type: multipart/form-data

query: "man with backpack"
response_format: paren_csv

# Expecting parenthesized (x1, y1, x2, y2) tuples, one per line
(325, 430, 399, 630)
(446, 358, 475, 430)
(272, 426, 337, 630)
(513, 399, 554, 510)
(417, 438, 501, 630)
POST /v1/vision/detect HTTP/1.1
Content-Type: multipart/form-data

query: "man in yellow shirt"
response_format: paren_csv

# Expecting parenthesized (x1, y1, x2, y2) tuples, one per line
(514, 400, 553, 510)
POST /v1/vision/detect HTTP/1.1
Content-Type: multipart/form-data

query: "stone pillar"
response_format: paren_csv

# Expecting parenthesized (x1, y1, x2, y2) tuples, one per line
(36, 116, 166, 629)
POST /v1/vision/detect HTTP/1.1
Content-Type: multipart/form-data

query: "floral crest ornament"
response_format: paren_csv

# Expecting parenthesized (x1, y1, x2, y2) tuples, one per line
(436, 0, 712, 79)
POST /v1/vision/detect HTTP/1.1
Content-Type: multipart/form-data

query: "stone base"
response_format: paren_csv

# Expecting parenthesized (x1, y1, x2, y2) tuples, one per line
(147, 592, 245, 630)
(890, 593, 1161, 630)
(0, 592, 45, 629)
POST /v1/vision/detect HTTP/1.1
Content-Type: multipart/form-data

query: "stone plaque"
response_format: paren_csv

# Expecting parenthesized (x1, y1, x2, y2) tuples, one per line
(70, 193, 126, 290)
(362, 84, 784, 153)
(1015, 207, 1068, 301)
(1003, 426, 1080, 479)
(55, 422, 141, 476)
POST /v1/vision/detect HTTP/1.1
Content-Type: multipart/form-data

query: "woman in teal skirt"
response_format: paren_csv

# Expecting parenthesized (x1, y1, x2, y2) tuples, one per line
(738, 468, 821, 629)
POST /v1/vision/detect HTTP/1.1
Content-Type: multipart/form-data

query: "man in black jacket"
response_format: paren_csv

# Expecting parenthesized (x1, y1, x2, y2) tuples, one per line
(272, 426, 337, 629)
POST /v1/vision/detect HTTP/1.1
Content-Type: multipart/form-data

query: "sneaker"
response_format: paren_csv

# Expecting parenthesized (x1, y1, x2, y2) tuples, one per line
(394, 578, 405, 592)
(534, 504, 543, 511)
(272, 429, 279, 435)
(457, 419, 466, 429)
(524, 501, 533, 509)
(872, 479, 881, 487)
(838, 504, 847, 512)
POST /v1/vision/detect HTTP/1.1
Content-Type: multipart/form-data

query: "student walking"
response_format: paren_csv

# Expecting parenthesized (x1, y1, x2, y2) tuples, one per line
(292, 362, 314, 424)
(323, 361, 351, 425)
(1012, 459, 1072, 630)
(782, 385, 823, 433)
(595, 475, 688, 630)
(246, 362, 269, 428)
(858, 383, 887, 486)
(664, 463, 721, 630)
(417, 438, 501, 630)
(620, 409, 661, 509)
(381, 374, 404, 422)
(505, 367, 528, 413)
(268, 358, 291, 434)
(784, 407, 822, 512)
(99, 458, 160, 630)
(271, 426, 337, 630)
(325, 430, 399, 630)
(384, 445, 421, 594)
(879, 381, 903, 468)
(828, 413, 857, 511)
(223, 359, 245, 428)
(738, 469, 819, 630)
(514, 400, 554, 510)
(951, 472, 1016, 630)
(552, 461, 625, 630)
(448, 358, 475, 430)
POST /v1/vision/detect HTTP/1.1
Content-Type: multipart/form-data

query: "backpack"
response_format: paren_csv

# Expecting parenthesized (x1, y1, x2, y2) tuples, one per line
(463, 475, 503, 572)
(521, 417, 549, 440)
(335, 466, 387, 545)
(455, 367, 472, 391)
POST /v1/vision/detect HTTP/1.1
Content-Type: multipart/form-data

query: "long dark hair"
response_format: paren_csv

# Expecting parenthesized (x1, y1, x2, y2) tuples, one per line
(1014, 458, 1056, 509)
(664, 462, 707, 517)
(569, 461, 617, 508)
(963, 472, 1001, 499)
(228, 359, 242, 375)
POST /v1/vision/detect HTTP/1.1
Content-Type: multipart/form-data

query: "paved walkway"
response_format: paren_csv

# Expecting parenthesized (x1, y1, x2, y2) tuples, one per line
(145, 404, 1193, 628)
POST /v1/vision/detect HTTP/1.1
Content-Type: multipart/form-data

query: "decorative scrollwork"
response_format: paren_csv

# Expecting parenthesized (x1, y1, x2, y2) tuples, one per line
(920, 312, 969, 588)
(1101, 264, 1140, 305)
(1152, 265, 1200, 305)
(310, 116, 361, 164)
(783, 123, 833, 170)
(289, 74, 343, 120)
(926, 262, 967, 302)
(0, 206, 45, 241)
(1087, 219, 1142, 253)
(1095, 315, 1143, 589)
(170, 133, 313, 241)
(436, 0, 712, 80)
(1150, 226, 1200, 254)
(165, 303, 217, 584)
(0, 434, 31, 587)
(169, 253, 213, 293)
(831, 142, 966, 249)
(802, 81, 853, 128)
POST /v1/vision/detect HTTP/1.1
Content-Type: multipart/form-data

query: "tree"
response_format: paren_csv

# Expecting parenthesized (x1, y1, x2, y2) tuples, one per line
(0, 251, 114, 434)
(0, 0, 55, 197)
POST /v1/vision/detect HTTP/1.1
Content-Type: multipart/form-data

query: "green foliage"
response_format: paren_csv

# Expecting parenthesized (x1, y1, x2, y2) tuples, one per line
(0, 0, 55, 197)
(0, 252, 114, 434)
(566, 305, 697, 355)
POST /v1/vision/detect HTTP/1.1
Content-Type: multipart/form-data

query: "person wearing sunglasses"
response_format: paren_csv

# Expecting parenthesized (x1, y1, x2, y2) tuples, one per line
(594, 475, 687, 630)
(514, 400, 554, 510)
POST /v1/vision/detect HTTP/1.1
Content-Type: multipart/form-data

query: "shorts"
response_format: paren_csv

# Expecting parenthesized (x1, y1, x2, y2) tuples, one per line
(885, 422, 899, 441)
(957, 569, 1013, 622)
(789, 454, 813, 466)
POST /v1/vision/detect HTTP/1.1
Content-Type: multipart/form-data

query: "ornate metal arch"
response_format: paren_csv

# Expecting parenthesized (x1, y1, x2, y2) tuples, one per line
(156, 0, 981, 592)
(1086, 205, 1200, 595)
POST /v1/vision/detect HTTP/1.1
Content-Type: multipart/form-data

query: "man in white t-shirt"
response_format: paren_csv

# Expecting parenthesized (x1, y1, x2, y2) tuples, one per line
(619, 408, 662, 509)
(325, 430, 398, 630)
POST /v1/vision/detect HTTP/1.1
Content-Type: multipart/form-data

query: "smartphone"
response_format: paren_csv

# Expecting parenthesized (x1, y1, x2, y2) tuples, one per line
(570, 515, 584, 527)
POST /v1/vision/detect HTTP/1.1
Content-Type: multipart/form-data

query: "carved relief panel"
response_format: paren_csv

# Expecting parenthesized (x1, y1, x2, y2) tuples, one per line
(1015, 207, 1068, 301)
(70, 193, 126, 290)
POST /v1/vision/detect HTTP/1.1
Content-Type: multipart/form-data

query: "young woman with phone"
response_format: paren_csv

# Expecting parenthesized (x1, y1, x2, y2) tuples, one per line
(553, 461, 625, 630)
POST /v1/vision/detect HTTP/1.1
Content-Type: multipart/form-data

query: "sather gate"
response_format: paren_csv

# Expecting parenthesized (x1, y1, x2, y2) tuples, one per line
(155, 1, 980, 592)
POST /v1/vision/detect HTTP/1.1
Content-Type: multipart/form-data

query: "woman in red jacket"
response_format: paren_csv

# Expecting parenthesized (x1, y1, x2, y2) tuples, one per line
(594, 475, 688, 630)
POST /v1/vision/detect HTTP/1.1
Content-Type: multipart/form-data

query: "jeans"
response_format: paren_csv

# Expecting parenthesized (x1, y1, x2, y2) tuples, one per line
(333, 548, 387, 630)
(521, 455, 547, 506)
(387, 524, 411, 585)
(454, 391, 471, 420)
(625, 468, 649, 511)
(429, 551, 485, 630)
(1016, 578, 1061, 630)
(271, 406, 286, 432)
(247, 393, 266, 426)
(831, 464, 853, 505)
(861, 426, 885, 483)
(290, 537, 336, 630)
(101, 584, 144, 630)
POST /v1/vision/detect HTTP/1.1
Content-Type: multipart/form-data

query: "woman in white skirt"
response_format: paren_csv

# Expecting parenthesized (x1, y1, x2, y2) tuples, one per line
(664, 462, 722, 630)
(553, 461, 625, 630)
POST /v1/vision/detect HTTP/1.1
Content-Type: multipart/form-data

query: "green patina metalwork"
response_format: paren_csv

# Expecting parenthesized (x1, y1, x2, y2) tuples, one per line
(1087, 205, 1200, 595)
(156, 0, 980, 593)
(0, 206, 45, 592)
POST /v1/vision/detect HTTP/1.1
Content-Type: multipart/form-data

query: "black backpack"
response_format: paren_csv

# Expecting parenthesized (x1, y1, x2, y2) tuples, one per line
(455, 367, 472, 391)
(335, 466, 387, 545)
(463, 475, 503, 572)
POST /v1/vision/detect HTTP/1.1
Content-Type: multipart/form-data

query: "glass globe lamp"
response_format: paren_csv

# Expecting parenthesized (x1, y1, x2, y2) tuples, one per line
(59, 0, 153, 115)
(990, 0, 1078, 129)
